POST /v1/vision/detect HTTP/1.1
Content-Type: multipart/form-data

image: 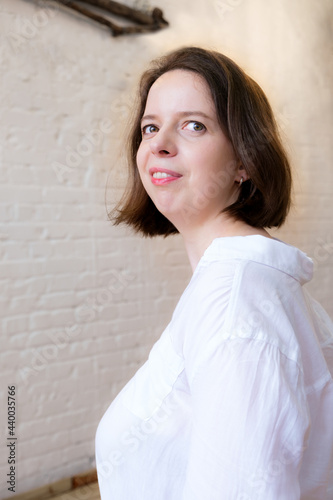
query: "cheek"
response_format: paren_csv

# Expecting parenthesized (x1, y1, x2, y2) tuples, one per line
(136, 146, 143, 175)
(208, 143, 238, 177)
(136, 144, 146, 174)
(136, 145, 150, 189)
(192, 146, 238, 195)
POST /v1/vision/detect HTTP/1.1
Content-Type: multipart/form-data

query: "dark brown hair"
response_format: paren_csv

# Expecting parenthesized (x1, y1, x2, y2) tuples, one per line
(110, 46, 292, 236)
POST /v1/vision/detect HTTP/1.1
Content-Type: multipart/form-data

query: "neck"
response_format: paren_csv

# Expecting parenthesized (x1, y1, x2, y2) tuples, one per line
(181, 217, 271, 272)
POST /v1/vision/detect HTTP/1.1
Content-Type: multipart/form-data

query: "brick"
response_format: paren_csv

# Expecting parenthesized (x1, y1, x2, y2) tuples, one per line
(95, 304, 119, 322)
(37, 223, 68, 238)
(21, 276, 50, 295)
(0, 204, 15, 222)
(0, 186, 43, 203)
(26, 330, 55, 348)
(19, 431, 71, 457)
(8, 331, 28, 349)
(14, 204, 37, 221)
(0, 12, 16, 31)
(0, 297, 9, 316)
(30, 309, 74, 330)
(32, 93, 65, 111)
(42, 187, 94, 204)
(57, 204, 87, 222)
(51, 273, 81, 292)
(44, 257, 90, 275)
(50, 240, 77, 256)
(0, 260, 45, 279)
(117, 301, 140, 320)
(2, 108, 46, 129)
(3, 220, 45, 243)
(96, 238, 117, 255)
(30, 240, 54, 258)
(37, 291, 77, 310)
(2, 349, 21, 369)
(70, 423, 96, 445)
(33, 165, 67, 186)
(0, 163, 9, 183)
(29, 206, 61, 222)
(4, 315, 29, 335)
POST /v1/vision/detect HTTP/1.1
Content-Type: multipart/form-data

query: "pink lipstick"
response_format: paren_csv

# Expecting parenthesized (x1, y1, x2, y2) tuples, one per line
(149, 167, 182, 186)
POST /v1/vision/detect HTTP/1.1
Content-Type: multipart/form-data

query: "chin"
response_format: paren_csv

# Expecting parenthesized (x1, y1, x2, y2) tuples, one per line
(153, 197, 178, 216)
(155, 205, 178, 224)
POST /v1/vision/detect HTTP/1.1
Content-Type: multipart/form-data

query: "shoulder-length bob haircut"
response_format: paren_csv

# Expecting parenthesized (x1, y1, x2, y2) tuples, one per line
(111, 46, 292, 237)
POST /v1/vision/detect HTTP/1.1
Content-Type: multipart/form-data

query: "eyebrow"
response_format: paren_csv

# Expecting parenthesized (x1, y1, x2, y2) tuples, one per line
(140, 111, 213, 123)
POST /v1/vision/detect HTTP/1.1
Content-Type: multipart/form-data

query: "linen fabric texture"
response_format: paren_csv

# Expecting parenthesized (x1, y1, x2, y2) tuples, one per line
(95, 236, 333, 499)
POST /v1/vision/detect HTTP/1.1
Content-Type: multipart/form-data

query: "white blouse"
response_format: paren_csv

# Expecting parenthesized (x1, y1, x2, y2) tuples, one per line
(95, 236, 333, 499)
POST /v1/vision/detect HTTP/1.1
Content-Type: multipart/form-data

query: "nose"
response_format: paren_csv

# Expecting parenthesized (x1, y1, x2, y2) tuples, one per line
(149, 128, 177, 157)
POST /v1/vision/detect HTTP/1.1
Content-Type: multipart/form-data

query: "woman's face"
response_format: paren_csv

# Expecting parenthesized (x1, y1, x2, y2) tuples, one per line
(136, 69, 242, 231)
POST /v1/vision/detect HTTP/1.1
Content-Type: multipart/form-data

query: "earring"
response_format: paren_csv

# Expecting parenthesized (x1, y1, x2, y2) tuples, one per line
(239, 177, 244, 186)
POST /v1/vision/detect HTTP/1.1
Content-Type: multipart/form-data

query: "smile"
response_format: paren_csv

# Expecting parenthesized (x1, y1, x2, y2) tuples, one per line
(152, 172, 174, 179)
(149, 168, 182, 185)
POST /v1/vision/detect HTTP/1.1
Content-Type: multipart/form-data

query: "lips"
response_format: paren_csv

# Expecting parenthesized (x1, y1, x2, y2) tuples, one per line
(149, 167, 182, 186)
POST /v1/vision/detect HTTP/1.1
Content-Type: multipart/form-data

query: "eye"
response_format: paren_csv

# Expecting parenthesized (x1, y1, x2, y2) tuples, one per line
(142, 124, 159, 135)
(183, 121, 206, 132)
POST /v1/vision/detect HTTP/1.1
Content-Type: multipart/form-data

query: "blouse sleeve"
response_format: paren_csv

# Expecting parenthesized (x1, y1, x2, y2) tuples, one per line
(181, 336, 310, 500)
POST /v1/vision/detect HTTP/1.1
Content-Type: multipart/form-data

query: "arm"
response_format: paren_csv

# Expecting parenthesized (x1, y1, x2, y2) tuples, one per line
(182, 336, 309, 500)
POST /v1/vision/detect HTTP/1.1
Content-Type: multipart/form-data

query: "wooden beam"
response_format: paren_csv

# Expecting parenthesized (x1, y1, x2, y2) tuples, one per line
(77, 0, 164, 25)
(44, 0, 168, 36)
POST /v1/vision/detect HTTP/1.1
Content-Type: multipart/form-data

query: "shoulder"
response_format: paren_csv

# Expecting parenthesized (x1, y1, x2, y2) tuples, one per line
(168, 256, 238, 358)
(171, 238, 311, 365)
(172, 256, 238, 329)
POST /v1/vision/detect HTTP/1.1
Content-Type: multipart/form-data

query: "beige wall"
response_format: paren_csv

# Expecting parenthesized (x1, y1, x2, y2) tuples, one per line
(0, 0, 332, 496)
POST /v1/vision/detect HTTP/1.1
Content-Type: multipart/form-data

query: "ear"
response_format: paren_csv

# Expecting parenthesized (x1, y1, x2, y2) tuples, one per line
(236, 163, 249, 183)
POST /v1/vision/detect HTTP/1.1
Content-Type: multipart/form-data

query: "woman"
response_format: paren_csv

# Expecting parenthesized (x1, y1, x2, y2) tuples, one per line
(95, 47, 333, 499)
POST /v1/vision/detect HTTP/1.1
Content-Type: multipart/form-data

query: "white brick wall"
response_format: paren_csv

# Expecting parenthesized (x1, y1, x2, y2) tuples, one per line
(1, 0, 332, 496)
